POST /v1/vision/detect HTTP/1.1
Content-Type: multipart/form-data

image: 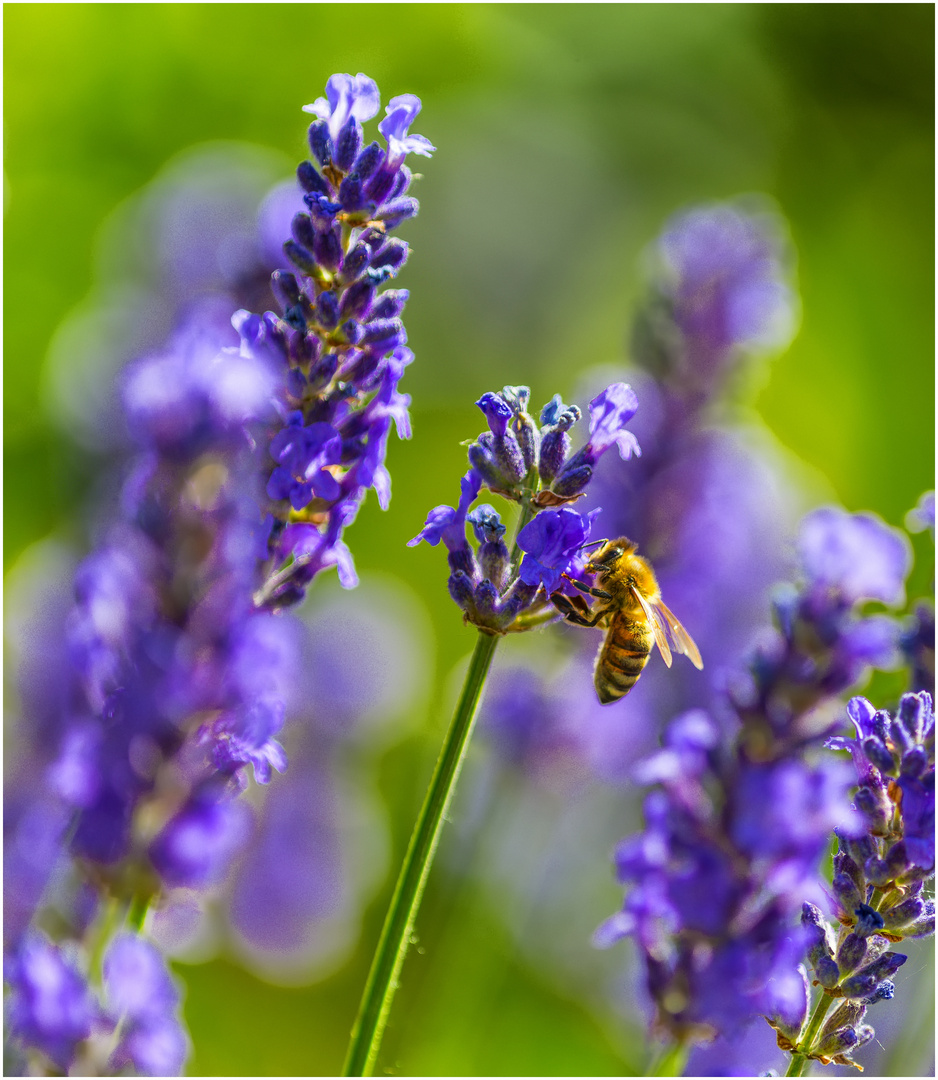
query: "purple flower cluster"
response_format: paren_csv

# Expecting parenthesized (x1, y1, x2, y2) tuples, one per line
(6, 931, 188, 1075)
(240, 73, 433, 608)
(784, 690, 934, 1068)
(409, 383, 639, 633)
(5, 304, 300, 1073)
(595, 507, 913, 1064)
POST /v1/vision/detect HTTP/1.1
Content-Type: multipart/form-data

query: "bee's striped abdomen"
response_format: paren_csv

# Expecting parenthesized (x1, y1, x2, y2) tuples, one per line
(594, 616, 653, 704)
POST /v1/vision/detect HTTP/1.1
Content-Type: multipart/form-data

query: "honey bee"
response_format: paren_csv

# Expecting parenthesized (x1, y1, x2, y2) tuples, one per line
(551, 536, 703, 704)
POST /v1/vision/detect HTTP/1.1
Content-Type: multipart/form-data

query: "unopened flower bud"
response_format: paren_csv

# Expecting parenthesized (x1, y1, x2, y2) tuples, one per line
(370, 290, 409, 320)
(353, 142, 384, 180)
(832, 872, 864, 918)
(313, 229, 344, 273)
(338, 173, 367, 214)
(853, 903, 886, 937)
(296, 159, 330, 196)
(836, 933, 868, 975)
(271, 270, 301, 312)
(854, 783, 891, 835)
(335, 115, 363, 173)
(308, 120, 332, 166)
(448, 570, 475, 611)
(862, 735, 896, 776)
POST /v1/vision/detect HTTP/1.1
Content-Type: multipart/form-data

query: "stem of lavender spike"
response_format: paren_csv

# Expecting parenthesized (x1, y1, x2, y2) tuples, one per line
(786, 993, 834, 1077)
(342, 629, 500, 1076)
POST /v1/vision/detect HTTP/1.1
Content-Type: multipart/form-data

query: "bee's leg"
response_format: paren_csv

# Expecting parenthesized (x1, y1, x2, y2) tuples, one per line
(561, 573, 612, 601)
(550, 592, 607, 628)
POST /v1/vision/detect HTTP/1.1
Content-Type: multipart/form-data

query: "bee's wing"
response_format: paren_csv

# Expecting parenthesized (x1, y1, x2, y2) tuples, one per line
(654, 599, 704, 670)
(631, 585, 672, 668)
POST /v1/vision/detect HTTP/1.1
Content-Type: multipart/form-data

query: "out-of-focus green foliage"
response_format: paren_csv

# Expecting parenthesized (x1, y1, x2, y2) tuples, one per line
(5, 5, 933, 1076)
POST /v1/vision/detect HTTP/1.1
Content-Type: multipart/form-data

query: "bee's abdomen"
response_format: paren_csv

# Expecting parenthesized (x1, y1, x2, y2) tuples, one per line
(595, 618, 652, 705)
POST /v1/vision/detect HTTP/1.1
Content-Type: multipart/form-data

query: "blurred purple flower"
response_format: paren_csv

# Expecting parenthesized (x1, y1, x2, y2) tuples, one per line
(6, 934, 97, 1071)
(798, 507, 911, 607)
(103, 934, 189, 1076)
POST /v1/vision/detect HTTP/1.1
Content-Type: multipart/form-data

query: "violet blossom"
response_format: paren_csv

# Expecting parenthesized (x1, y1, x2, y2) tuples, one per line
(409, 382, 640, 634)
(596, 506, 913, 1071)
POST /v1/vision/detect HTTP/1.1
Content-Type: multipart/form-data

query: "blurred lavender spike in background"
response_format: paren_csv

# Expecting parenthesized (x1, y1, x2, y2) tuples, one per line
(599, 506, 921, 1073)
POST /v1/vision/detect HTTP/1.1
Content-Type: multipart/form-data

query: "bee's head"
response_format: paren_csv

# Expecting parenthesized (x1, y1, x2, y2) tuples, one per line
(584, 536, 637, 575)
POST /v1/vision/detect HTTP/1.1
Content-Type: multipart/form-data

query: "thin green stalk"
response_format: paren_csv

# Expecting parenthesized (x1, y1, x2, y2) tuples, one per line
(342, 629, 500, 1076)
(786, 992, 834, 1077)
(646, 1039, 689, 1076)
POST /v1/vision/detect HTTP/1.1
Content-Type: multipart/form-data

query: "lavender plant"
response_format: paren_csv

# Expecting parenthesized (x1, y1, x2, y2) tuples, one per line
(342, 381, 642, 1073)
(595, 505, 934, 1075)
(4, 72, 432, 1076)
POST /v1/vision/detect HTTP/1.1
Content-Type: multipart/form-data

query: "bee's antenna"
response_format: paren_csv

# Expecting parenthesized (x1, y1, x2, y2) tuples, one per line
(580, 538, 607, 550)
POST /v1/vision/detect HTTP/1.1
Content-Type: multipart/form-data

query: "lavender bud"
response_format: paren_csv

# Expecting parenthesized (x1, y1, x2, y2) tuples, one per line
(898, 691, 929, 741)
(816, 956, 841, 988)
(365, 164, 396, 204)
(309, 352, 338, 390)
(353, 141, 384, 180)
(448, 570, 475, 611)
(473, 579, 500, 620)
(552, 463, 593, 498)
(905, 900, 935, 937)
(479, 541, 510, 591)
(308, 119, 332, 166)
(862, 735, 897, 776)
(339, 173, 368, 214)
(340, 319, 363, 345)
(285, 368, 306, 400)
(468, 431, 525, 492)
(842, 831, 878, 866)
(370, 238, 409, 273)
(340, 242, 372, 285)
(832, 872, 864, 917)
(370, 289, 409, 320)
(291, 212, 317, 250)
(853, 903, 885, 937)
(335, 115, 363, 172)
(538, 429, 570, 484)
(900, 745, 928, 778)
(315, 292, 339, 330)
(855, 783, 891, 835)
(271, 270, 301, 312)
(822, 1000, 866, 1036)
(313, 229, 344, 273)
(296, 159, 330, 196)
(284, 240, 317, 275)
(889, 715, 914, 756)
(339, 280, 376, 320)
(377, 196, 419, 229)
(361, 317, 406, 351)
(816, 1027, 859, 1058)
(512, 414, 540, 474)
(881, 894, 925, 931)
(834, 849, 866, 893)
(853, 950, 908, 986)
(288, 329, 317, 367)
(836, 932, 868, 975)
(390, 165, 412, 199)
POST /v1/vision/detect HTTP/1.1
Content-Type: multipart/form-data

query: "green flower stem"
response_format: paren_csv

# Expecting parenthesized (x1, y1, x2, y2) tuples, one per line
(646, 1039, 690, 1076)
(786, 992, 834, 1077)
(342, 629, 500, 1076)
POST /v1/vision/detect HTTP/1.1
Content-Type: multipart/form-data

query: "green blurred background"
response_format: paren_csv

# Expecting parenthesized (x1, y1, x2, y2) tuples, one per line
(5, 4, 934, 1075)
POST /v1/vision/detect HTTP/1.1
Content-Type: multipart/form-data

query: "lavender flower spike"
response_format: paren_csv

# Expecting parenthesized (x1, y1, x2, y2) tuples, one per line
(242, 73, 434, 608)
(411, 382, 637, 634)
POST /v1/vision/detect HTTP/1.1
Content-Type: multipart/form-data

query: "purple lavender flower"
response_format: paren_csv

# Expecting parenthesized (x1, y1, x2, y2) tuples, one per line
(6, 934, 97, 1072)
(517, 507, 599, 592)
(596, 502, 914, 1069)
(240, 74, 433, 608)
(411, 382, 637, 634)
(103, 934, 189, 1076)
